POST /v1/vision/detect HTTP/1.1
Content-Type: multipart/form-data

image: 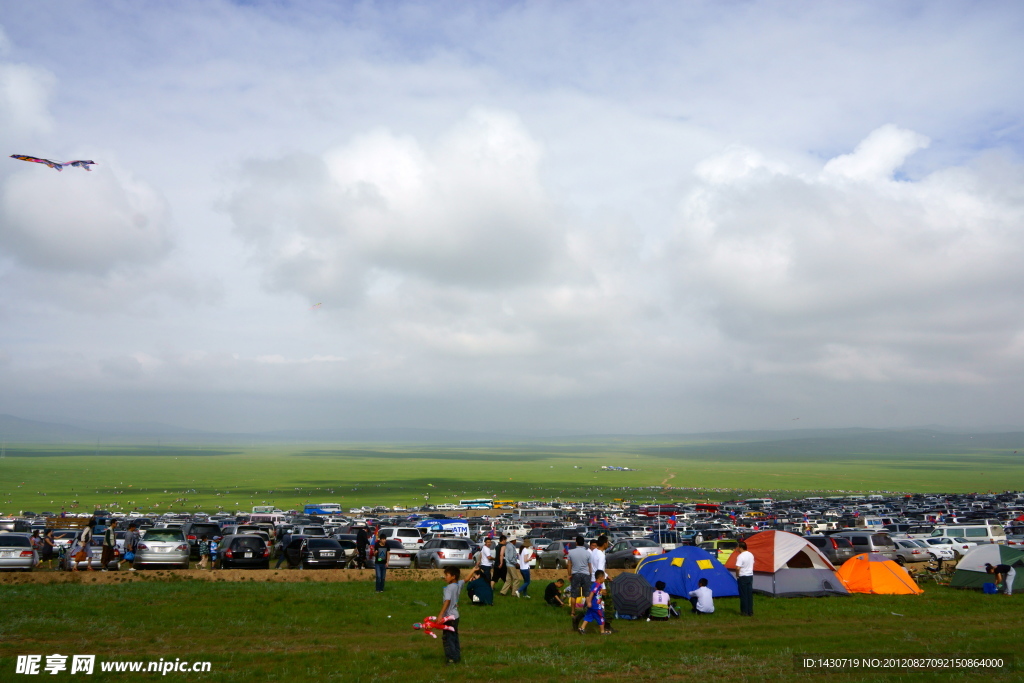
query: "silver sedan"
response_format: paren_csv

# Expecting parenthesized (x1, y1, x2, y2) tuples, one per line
(134, 528, 190, 569)
(0, 533, 38, 571)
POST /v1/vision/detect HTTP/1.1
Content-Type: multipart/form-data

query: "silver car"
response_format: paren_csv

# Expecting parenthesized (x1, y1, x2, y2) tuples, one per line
(413, 538, 475, 569)
(893, 538, 935, 564)
(135, 528, 190, 569)
(606, 539, 664, 569)
(0, 533, 37, 571)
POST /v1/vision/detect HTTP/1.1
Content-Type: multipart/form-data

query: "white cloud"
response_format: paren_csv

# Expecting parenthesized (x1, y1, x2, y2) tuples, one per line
(0, 61, 54, 139)
(227, 108, 564, 302)
(674, 125, 1024, 385)
(0, 159, 173, 273)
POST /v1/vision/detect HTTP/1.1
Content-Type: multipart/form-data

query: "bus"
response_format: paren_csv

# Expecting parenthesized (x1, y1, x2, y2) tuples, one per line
(252, 505, 281, 514)
(459, 499, 494, 510)
(493, 500, 515, 510)
(303, 503, 342, 515)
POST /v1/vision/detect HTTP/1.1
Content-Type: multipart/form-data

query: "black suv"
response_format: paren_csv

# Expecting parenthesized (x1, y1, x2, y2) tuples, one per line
(181, 522, 224, 559)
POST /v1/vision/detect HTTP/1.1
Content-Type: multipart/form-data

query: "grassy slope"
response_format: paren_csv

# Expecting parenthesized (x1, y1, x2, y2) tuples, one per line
(0, 579, 1021, 682)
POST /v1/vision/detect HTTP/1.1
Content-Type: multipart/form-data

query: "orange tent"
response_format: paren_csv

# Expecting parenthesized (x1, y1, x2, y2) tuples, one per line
(836, 553, 922, 595)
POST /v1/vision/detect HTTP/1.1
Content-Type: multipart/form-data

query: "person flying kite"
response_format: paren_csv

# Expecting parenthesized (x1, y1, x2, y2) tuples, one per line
(10, 155, 96, 172)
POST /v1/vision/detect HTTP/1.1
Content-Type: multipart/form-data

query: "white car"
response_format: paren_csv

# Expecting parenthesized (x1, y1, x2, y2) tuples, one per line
(909, 539, 955, 561)
(923, 537, 976, 558)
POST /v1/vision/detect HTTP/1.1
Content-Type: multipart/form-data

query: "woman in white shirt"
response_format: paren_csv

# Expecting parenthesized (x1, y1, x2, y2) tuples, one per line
(517, 539, 535, 598)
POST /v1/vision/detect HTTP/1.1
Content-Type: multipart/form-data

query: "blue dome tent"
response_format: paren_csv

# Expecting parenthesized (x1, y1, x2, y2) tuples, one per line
(636, 546, 739, 599)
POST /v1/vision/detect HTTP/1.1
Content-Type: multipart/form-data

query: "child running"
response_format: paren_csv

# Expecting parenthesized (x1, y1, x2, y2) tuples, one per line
(578, 570, 611, 635)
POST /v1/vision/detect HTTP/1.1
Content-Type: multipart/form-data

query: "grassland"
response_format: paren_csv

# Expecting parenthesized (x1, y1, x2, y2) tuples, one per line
(0, 577, 1021, 682)
(2, 429, 1023, 514)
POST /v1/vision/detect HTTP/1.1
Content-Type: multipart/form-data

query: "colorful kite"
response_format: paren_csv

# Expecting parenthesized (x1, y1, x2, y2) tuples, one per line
(412, 615, 456, 639)
(310, 303, 322, 310)
(10, 155, 96, 172)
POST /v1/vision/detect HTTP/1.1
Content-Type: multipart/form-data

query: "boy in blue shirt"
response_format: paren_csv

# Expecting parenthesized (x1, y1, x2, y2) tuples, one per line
(578, 570, 611, 635)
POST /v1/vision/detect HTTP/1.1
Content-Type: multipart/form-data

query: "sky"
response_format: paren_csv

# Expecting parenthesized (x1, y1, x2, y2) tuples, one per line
(1, 1, 1024, 435)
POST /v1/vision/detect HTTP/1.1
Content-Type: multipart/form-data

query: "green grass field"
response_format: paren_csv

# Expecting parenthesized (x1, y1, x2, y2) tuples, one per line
(3, 432, 1024, 514)
(0, 577, 1021, 682)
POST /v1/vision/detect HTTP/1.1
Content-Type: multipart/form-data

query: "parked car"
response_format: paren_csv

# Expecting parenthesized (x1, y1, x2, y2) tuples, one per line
(382, 539, 414, 568)
(181, 522, 224, 560)
(606, 539, 664, 569)
(804, 535, 856, 566)
(923, 537, 977, 559)
(893, 538, 934, 564)
(291, 525, 327, 538)
(698, 539, 742, 564)
(297, 538, 347, 569)
(414, 538, 475, 569)
(219, 534, 270, 569)
(378, 527, 425, 550)
(0, 533, 37, 571)
(908, 539, 955, 561)
(134, 528, 190, 570)
(536, 540, 574, 569)
(830, 531, 898, 562)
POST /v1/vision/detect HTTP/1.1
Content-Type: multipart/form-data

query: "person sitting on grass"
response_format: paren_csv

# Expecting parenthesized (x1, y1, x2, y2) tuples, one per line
(688, 577, 714, 615)
(545, 578, 566, 607)
(649, 580, 670, 621)
(465, 567, 492, 606)
(578, 570, 611, 635)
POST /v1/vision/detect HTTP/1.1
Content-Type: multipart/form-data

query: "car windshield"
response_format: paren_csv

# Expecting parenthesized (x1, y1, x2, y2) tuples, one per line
(441, 541, 470, 550)
(53, 531, 78, 540)
(143, 530, 184, 542)
(308, 539, 341, 549)
(633, 540, 660, 548)
(0, 535, 31, 547)
(231, 537, 264, 550)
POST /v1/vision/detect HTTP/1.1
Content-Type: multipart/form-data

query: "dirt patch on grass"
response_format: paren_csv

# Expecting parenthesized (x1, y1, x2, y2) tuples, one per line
(0, 568, 627, 586)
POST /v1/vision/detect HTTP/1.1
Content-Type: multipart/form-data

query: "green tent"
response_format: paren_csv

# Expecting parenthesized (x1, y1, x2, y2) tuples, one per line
(950, 545, 1024, 590)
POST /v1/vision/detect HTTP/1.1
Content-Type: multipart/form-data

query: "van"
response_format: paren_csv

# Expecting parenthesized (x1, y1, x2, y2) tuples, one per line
(929, 523, 1005, 545)
(831, 531, 898, 562)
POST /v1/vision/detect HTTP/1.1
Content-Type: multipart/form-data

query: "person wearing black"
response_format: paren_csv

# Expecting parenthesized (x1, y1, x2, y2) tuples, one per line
(491, 536, 508, 590)
(544, 578, 566, 606)
(986, 563, 1016, 595)
(356, 527, 369, 569)
(373, 533, 389, 592)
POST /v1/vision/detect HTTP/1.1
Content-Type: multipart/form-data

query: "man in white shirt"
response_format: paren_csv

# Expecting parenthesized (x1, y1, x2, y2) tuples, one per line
(589, 536, 608, 582)
(734, 541, 755, 616)
(477, 538, 494, 584)
(688, 577, 714, 614)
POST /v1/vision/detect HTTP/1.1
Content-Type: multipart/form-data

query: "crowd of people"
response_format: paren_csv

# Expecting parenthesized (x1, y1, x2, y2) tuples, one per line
(415, 534, 758, 665)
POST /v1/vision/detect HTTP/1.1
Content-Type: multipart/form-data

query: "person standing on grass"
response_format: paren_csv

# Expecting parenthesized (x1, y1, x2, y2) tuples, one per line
(734, 540, 755, 616)
(438, 566, 465, 664)
(373, 532, 389, 592)
(40, 530, 56, 570)
(517, 538, 535, 598)
(356, 527, 369, 569)
(197, 535, 211, 570)
(72, 518, 96, 572)
(499, 537, 523, 597)
(986, 563, 1016, 595)
(477, 538, 494, 584)
(567, 536, 592, 624)
(120, 524, 139, 571)
(491, 536, 508, 590)
(100, 522, 117, 572)
(590, 535, 608, 583)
